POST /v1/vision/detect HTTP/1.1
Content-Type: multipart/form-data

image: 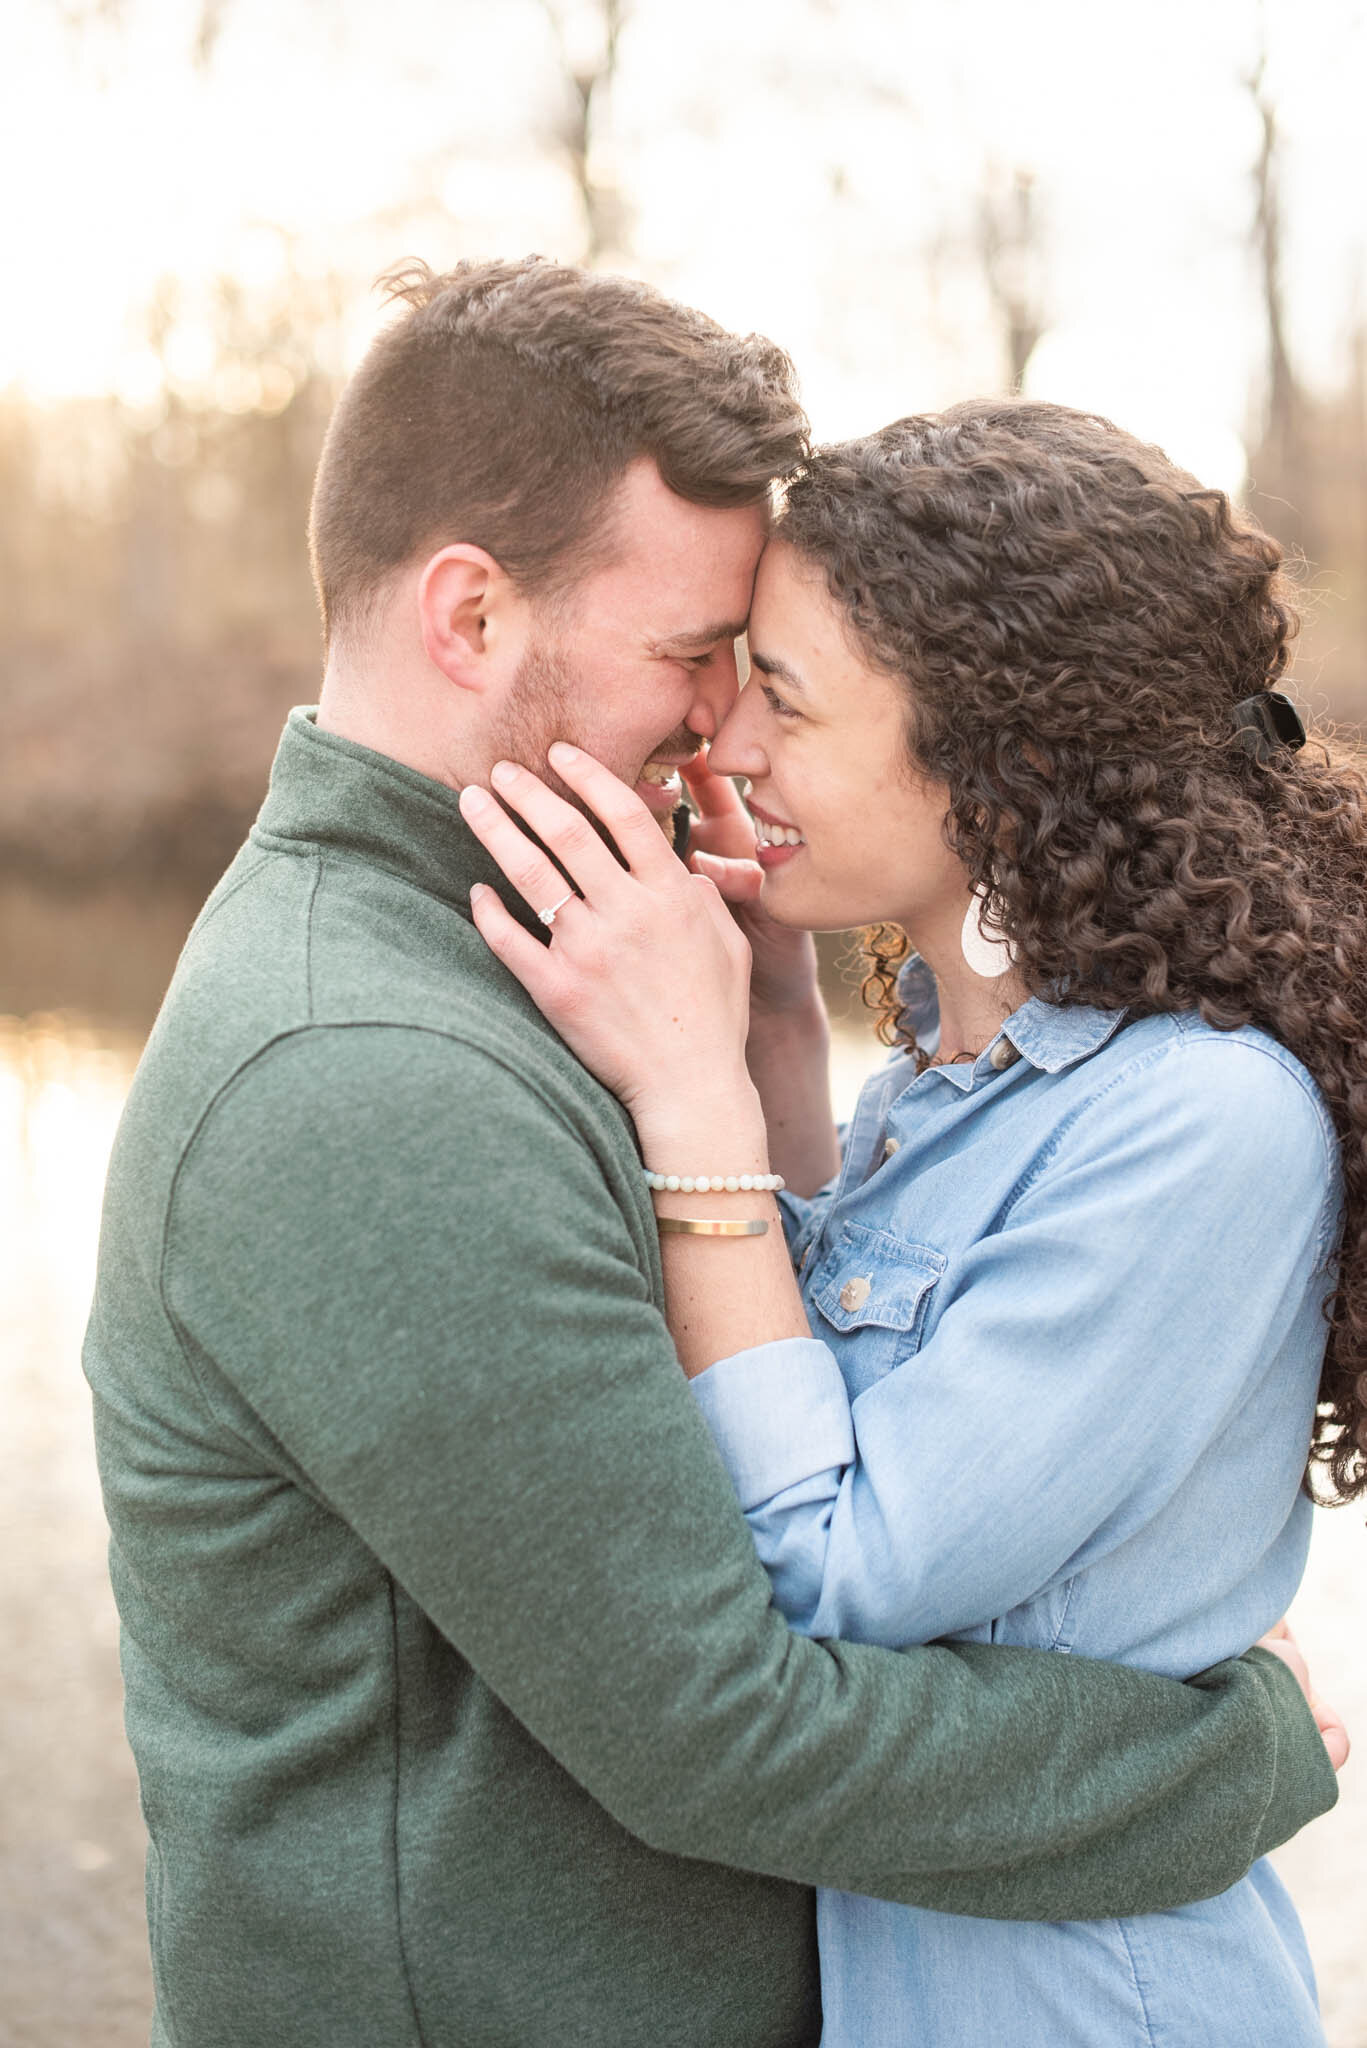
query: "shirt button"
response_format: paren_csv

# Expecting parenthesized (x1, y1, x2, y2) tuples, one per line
(840, 1275, 872, 1312)
(883, 1136, 901, 1157)
(989, 1037, 1020, 1071)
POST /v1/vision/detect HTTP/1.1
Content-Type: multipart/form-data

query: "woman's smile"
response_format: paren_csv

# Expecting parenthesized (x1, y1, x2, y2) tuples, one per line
(746, 797, 806, 862)
(708, 542, 966, 942)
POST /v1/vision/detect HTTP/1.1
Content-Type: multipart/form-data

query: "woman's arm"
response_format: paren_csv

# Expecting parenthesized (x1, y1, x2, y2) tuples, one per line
(455, 749, 1347, 1893)
(460, 747, 816, 1375)
(698, 972, 840, 1200)
(743, 998, 841, 1198)
(694, 1036, 1339, 1649)
(682, 752, 841, 1196)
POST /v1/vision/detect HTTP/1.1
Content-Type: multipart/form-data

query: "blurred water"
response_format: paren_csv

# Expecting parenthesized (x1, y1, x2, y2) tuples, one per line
(0, 886, 1363, 2046)
(0, 1013, 152, 2047)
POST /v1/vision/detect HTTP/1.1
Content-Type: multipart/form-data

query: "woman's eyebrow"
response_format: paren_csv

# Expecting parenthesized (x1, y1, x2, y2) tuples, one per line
(749, 650, 809, 696)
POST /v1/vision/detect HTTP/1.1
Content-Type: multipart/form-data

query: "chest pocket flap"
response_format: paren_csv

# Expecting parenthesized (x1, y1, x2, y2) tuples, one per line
(810, 1220, 946, 1340)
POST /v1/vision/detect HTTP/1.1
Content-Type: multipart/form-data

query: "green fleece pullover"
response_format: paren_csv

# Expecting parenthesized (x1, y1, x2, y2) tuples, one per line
(83, 709, 1337, 2048)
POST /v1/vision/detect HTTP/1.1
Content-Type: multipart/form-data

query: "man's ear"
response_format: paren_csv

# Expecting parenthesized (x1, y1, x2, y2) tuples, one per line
(418, 545, 515, 693)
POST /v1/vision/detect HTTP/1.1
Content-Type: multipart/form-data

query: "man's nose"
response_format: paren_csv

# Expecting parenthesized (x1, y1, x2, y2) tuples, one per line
(683, 641, 742, 740)
(707, 679, 766, 781)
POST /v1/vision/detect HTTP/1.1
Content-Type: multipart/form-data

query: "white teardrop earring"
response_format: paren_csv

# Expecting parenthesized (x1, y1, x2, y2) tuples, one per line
(961, 888, 1017, 977)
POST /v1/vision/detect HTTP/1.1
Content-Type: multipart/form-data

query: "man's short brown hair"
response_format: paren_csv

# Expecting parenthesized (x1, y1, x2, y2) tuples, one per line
(308, 256, 809, 646)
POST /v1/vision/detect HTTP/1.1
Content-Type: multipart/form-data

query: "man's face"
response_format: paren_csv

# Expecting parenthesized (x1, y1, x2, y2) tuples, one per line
(489, 459, 769, 828)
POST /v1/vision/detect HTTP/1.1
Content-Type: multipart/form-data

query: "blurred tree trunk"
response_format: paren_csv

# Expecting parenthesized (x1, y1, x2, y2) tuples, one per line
(1246, 47, 1317, 560)
(541, 0, 632, 264)
(976, 169, 1047, 392)
(193, 1, 227, 68)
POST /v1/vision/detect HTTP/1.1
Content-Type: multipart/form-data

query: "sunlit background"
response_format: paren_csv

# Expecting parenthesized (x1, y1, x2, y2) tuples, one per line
(2, 2, 1365, 2042)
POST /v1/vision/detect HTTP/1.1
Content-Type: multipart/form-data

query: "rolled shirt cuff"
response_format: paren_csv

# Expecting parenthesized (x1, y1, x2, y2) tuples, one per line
(689, 1338, 854, 1509)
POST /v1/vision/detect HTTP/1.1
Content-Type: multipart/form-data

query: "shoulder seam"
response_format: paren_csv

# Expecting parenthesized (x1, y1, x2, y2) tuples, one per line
(1000, 1033, 1177, 1214)
(1002, 1024, 1340, 1264)
(385, 1581, 432, 2048)
(189, 849, 273, 935)
(161, 1019, 627, 1232)
(249, 833, 472, 918)
(153, 1023, 576, 1445)
(1170, 1023, 1342, 1268)
(304, 854, 324, 1025)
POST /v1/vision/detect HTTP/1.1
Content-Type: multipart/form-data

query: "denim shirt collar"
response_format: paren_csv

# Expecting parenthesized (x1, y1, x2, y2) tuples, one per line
(894, 955, 1129, 1089)
(1004, 998, 1130, 1073)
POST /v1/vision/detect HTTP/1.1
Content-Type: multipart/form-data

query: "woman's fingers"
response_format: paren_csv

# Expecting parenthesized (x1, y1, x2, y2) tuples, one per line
(459, 743, 659, 920)
(467, 879, 555, 982)
(690, 849, 765, 905)
(1256, 1625, 1351, 1771)
(1313, 1694, 1351, 1772)
(683, 753, 757, 860)
(497, 752, 644, 891)
(467, 846, 754, 1125)
(1256, 1626, 1308, 1689)
(462, 749, 684, 918)
(692, 847, 821, 1015)
(545, 743, 685, 879)
(682, 749, 745, 815)
(686, 865, 757, 962)
(457, 781, 589, 925)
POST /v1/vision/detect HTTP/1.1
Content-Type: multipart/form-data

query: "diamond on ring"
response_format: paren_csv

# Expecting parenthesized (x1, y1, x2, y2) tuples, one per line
(538, 892, 574, 928)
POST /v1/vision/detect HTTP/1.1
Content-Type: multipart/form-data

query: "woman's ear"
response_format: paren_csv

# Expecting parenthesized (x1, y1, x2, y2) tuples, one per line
(418, 545, 508, 692)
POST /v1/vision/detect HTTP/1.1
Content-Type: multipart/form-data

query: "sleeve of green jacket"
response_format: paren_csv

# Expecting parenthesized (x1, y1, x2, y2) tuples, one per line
(163, 1024, 1337, 1922)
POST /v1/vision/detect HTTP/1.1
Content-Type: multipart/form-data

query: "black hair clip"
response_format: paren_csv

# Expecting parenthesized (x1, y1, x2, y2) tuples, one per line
(1231, 691, 1307, 762)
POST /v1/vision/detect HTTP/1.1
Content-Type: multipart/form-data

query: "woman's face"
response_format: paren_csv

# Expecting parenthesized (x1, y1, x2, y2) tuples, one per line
(708, 541, 969, 940)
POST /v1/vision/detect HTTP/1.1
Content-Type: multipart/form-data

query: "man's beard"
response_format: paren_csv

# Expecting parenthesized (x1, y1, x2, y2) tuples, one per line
(488, 636, 692, 845)
(488, 638, 581, 809)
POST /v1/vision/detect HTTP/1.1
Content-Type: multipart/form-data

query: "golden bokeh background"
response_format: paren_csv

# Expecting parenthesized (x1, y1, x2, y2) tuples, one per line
(1, 4, 1363, 2041)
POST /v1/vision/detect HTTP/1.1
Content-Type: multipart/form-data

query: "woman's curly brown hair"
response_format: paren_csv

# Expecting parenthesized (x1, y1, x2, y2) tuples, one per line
(777, 399, 1367, 1505)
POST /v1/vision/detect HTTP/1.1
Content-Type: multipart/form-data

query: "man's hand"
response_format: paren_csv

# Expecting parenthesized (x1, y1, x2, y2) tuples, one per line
(683, 752, 822, 1021)
(1258, 1619, 1350, 1770)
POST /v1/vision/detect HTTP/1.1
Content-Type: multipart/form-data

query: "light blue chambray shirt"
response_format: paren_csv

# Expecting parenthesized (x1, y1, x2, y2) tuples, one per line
(691, 971, 1341, 2048)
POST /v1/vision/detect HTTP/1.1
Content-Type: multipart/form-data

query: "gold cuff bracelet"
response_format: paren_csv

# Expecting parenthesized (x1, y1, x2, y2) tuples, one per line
(656, 1217, 770, 1237)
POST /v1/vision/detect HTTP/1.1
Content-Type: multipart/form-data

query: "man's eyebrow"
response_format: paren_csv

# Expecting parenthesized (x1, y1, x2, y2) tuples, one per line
(646, 619, 749, 656)
(749, 650, 809, 696)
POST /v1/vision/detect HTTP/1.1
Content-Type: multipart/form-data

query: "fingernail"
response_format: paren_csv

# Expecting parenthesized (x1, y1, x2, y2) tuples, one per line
(460, 784, 492, 813)
(490, 759, 518, 787)
(548, 741, 579, 767)
(469, 883, 489, 903)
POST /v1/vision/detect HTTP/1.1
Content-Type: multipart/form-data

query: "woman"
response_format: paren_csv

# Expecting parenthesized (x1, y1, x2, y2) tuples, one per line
(459, 401, 1365, 2045)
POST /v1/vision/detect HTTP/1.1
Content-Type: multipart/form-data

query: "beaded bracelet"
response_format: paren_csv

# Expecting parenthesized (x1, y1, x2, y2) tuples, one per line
(643, 1170, 785, 1193)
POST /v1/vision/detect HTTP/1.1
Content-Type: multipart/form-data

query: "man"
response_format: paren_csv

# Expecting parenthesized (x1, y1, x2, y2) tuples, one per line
(85, 257, 1338, 2048)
